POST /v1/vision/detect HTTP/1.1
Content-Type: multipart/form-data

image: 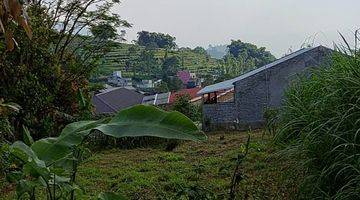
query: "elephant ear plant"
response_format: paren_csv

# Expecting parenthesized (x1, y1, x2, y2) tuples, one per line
(5, 105, 207, 199)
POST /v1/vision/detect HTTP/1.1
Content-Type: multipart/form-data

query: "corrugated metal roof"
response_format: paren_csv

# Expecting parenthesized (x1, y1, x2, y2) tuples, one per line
(142, 92, 171, 105)
(198, 46, 317, 95)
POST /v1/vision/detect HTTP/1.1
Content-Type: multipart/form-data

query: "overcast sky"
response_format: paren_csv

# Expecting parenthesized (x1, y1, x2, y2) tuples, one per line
(114, 0, 360, 57)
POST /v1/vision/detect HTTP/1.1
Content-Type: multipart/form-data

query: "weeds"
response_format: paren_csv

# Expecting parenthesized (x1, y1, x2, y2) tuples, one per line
(275, 33, 360, 198)
(229, 135, 250, 199)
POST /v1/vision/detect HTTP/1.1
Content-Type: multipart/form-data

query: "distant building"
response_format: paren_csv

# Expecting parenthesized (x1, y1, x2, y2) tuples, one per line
(92, 87, 144, 114)
(177, 70, 200, 88)
(136, 80, 155, 89)
(142, 92, 171, 106)
(108, 71, 133, 87)
(198, 46, 332, 131)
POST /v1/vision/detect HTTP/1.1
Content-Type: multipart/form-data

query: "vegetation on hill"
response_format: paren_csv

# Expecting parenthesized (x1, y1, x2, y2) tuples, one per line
(136, 31, 177, 49)
(93, 42, 220, 80)
(214, 40, 276, 82)
(275, 39, 360, 198)
(94, 37, 277, 91)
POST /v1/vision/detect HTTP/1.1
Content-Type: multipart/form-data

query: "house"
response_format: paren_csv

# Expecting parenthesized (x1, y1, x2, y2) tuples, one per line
(198, 46, 332, 131)
(107, 71, 132, 87)
(142, 92, 171, 106)
(92, 87, 144, 114)
(136, 80, 155, 89)
(177, 70, 200, 88)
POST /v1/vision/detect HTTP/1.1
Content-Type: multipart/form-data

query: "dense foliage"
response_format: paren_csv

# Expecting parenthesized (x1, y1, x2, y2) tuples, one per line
(137, 31, 177, 49)
(0, 0, 129, 140)
(213, 40, 276, 81)
(171, 94, 201, 122)
(227, 40, 275, 67)
(275, 50, 360, 198)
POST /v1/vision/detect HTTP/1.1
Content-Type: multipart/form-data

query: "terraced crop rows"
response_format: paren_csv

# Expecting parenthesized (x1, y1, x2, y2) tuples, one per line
(95, 43, 220, 78)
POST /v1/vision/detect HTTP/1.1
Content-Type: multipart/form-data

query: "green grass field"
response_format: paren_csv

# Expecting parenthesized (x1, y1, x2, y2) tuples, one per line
(1, 131, 301, 199)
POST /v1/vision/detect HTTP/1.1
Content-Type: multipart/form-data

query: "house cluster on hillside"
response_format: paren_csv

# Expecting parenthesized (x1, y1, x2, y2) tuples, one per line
(107, 71, 159, 90)
(107, 70, 203, 91)
(93, 69, 206, 114)
(93, 86, 212, 115)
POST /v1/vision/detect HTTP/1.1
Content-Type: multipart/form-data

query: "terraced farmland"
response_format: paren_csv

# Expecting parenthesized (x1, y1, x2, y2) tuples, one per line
(94, 42, 221, 78)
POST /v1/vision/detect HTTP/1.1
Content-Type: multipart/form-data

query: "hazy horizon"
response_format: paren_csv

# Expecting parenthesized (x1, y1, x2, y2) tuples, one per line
(114, 0, 360, 57)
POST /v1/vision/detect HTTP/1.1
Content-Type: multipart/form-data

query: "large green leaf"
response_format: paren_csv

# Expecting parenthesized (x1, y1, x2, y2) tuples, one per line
(31, 119, 107, 166)
(95, 105, 207, 141)
(10, 141, 50, 179)
(31, 105, 206, 166)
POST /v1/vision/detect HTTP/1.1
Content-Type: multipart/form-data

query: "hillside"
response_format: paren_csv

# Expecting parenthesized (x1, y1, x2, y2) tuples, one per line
(93, 42, 220, 78)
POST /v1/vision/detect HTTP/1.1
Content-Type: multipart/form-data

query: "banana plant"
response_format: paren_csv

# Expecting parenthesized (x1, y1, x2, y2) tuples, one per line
(0, 0, 32, 51)
(6, 105, 207, 199)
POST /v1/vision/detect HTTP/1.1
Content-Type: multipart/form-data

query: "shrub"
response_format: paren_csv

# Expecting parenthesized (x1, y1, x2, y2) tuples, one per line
(171, 94, 201, 122)
(263, 108, 279, 136)
(275, 50, 360, 198)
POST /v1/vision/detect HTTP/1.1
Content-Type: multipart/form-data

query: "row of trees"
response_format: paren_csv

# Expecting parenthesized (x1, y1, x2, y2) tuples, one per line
(137, 31, 177, 49)
(124, 47, 184, 91)
(219, 40, 276, 79)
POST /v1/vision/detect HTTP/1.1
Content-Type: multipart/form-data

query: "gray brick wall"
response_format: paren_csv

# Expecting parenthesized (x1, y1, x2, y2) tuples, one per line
(203, 46, 332, 131)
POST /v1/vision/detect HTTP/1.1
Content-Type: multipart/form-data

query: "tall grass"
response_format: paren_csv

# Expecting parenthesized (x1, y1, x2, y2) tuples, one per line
(275, 39, 360, 199)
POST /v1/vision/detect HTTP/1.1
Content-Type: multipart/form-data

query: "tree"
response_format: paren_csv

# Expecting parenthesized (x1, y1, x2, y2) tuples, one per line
(137, 31, 176, 49)
(171, 94, 201, 122)
(0, 0, 130, 139)
(138, 50, 159, 78)
(227, 40, 276, 67)
(161, 55, 183, 91)
(127, 45, 141, 76)
(154, 81, 169, 93)
(211, 40, 276, 80)
(193, 46, 207, 55)
(165, 77, 183, 92)
(162, 56, 181, 76)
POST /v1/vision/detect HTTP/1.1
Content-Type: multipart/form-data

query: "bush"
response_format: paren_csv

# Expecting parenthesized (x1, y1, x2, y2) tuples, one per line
(275, 51, 360, 198)
(171, 94, 201, 122)
(263, 108, 279, 136)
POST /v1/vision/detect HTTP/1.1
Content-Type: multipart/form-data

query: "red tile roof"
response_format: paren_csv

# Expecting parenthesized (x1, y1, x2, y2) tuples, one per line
(169, 87, 202, 104)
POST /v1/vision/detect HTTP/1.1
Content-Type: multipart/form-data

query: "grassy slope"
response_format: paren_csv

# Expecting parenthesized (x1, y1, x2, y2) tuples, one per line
(76, 131, 300, 199)
(95, 43, 220, 78)
(0, 131, 301, 199)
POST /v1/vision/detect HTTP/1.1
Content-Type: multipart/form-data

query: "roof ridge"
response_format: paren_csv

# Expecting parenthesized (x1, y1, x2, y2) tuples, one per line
(94, 95, 118, 113)
(198, 46, 320, 95)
